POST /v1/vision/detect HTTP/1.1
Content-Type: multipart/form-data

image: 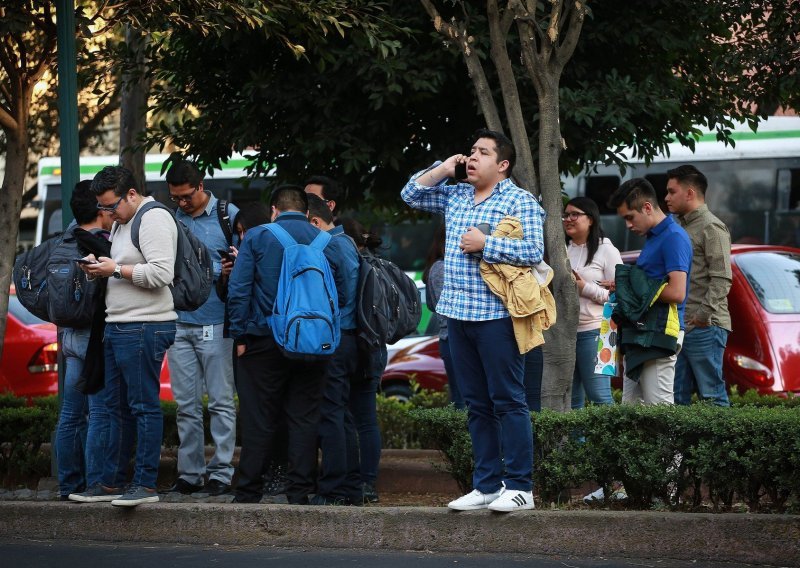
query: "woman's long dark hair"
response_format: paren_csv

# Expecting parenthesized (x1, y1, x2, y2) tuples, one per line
(339, 217, 382, 252)
(422, 224, 446, 285)
(565, 196, 604, 265)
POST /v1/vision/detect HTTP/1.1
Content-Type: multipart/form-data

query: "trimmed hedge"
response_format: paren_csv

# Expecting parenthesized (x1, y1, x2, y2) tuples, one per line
(0, 386, 449, 487)
(411, 403, 800, 513)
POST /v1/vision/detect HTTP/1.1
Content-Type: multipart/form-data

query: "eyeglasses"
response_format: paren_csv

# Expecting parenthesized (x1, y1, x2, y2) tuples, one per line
(97, 195, 124, 212)
(561, 212, 588, 221)
(169, 186, 200, 203)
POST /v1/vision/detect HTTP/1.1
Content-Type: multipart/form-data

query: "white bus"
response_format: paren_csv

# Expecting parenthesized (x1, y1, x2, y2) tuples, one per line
(563, 115, 800, 251)
(28, 153, 273, 247)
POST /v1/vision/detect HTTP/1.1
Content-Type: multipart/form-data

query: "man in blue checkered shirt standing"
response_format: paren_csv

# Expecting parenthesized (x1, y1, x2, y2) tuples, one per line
(402, 129, 545, 513)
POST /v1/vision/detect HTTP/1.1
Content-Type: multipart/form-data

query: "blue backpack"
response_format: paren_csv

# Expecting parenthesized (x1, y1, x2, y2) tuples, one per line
(265, 223, 340, 360)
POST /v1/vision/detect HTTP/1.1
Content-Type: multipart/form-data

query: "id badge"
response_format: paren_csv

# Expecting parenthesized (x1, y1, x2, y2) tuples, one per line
(202, 325, 214, 341)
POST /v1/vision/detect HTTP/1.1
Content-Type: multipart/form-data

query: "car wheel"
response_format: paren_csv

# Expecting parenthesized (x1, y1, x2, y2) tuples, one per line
(381, 382, 413, 403)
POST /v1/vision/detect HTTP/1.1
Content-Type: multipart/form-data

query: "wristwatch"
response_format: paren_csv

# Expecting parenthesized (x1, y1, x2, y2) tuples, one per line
(112, 264, 123, 279)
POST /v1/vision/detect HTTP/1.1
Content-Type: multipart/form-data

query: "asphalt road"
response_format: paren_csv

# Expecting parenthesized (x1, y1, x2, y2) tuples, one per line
(2, 539, 772, 568)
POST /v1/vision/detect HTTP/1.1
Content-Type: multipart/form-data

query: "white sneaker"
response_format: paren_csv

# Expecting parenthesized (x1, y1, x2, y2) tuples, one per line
(487, 488, 534, 512)
(583, 484, 626, 504)
(582, 486, 606, 504)
(447, 488, 502, 511)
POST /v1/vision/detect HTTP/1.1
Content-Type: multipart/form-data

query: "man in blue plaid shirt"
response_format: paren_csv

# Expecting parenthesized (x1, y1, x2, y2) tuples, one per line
(401, 129, 545, 512)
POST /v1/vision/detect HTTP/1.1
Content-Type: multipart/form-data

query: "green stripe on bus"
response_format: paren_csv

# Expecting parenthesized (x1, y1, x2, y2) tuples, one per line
(690, 129, 800, 143)
(39, 157, 257, 177)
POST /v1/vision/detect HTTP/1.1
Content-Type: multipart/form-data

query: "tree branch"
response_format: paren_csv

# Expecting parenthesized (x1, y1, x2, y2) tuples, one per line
(0, 102, 18, 133)
(556, 1, 588, 68)
(419, 0, 503, 130)
(487, 0, 538, 193)
(499, 0, 516, 35)
(78, 94, 122, 148)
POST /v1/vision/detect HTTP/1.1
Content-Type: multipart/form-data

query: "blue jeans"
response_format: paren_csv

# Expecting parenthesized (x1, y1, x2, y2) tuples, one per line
(571, 329, 613, 409)
(167, 323, 236, 485)
(103, 321, 176, 489)
(56, 328, 90, 496)
(448, 317, 533, 493)
(522, 347, 543, 412)
(439, 337, 465, 409)
(674, 326, 730, 407)
(349, 347, 385, 485)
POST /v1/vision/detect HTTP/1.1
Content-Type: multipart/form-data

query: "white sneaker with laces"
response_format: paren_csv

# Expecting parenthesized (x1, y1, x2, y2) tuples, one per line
(487, 487, 534, 512)
(447, 488, 502, 511)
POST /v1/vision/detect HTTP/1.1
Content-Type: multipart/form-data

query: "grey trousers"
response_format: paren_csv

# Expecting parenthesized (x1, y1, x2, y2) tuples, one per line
(167, 323, 236, 485)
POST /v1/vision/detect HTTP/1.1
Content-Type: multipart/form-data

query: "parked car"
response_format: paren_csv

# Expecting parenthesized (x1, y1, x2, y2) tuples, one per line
(2, 286, 175, 402)
(380, 245, 800, 399)
(0, 286, 59, 400)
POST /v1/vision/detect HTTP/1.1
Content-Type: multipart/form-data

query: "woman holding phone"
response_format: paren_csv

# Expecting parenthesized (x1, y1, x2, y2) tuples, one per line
(563, 197, 622, 408)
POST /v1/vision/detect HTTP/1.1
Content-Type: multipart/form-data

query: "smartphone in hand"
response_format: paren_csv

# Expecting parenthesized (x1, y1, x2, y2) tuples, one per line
(217, 249, 234, 262)
(74, 258, 97, 265)
(454, 161, 468, 181)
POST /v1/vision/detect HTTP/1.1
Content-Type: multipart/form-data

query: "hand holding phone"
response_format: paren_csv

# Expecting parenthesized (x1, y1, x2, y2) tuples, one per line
(217, 249, 234, 262)
(74, 258, 97, 265)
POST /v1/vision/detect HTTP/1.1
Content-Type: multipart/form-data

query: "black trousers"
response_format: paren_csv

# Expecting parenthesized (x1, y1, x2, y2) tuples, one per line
(234, 334, 327, 503)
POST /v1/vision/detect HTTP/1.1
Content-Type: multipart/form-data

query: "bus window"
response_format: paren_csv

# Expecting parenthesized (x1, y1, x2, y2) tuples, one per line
(585, 175, 620, 215)
(788, 169, 800, 210)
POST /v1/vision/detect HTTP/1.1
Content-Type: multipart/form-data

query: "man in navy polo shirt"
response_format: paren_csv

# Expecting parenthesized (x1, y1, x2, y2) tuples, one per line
(608, 178, 692, 405)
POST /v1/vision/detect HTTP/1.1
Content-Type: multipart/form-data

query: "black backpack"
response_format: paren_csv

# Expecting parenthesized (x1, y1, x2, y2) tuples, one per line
(355, 250, 422, 350)
(128, 201, 213, 312)
(13, 228, 101, 328)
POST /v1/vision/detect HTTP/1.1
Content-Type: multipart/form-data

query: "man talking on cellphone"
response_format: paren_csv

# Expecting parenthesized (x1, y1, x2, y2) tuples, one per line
(401, 129, 545, 513)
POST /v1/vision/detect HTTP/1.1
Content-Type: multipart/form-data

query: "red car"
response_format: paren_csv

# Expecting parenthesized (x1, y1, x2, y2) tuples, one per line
(381, 245, 800, 399)
(0, 287, 59, 399)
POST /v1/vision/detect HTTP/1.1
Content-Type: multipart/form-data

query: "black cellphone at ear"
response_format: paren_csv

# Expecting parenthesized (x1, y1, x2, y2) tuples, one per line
(454, 162, 468, 181)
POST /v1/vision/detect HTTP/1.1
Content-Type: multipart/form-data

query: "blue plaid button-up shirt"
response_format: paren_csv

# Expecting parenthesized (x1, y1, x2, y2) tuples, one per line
(402, 169, 545, 321)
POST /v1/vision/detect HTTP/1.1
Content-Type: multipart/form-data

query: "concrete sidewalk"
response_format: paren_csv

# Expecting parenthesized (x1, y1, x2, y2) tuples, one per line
(1, 449, 798, 565)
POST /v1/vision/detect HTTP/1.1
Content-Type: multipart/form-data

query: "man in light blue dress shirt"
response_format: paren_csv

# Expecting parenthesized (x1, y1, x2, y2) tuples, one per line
(166, 160, 238, 496)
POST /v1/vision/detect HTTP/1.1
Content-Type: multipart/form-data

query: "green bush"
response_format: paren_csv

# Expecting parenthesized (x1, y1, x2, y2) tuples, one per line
(411, 402, 800, 513)
(0, 405, 57, 486)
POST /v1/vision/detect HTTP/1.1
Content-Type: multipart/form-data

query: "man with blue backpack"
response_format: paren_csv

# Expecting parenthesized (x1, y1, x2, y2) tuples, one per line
(227, 185, 341, 505)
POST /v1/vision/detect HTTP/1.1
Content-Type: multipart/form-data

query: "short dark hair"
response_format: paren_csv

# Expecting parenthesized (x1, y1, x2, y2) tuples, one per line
(306, 193, 334, 225)
(232, 201, 271, 233)
(270, 184, 309, 213)
(70, 180, 100, 225)
(166, 159, 203, 187)
(304, 175, 341, 203)
(473, 128, 516, 176)
(90, 165, 139, 197)
(607, 178, 659, 212)
(666, 164, 708, 197)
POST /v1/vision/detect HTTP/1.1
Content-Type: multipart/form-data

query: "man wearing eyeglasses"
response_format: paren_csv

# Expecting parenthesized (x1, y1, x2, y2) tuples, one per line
(304, 175, 341, 215)
(164, 160, 239, 498)
(79, 165, 179, 507)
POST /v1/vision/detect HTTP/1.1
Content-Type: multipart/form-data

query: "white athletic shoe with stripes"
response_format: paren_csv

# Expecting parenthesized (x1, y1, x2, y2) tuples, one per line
(487, 487, 535, 512)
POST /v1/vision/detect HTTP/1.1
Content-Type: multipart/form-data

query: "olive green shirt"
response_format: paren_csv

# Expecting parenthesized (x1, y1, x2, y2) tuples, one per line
(677, 204, 732, 332)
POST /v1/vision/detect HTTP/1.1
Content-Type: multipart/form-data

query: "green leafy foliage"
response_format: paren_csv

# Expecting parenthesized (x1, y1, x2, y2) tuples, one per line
(412, 401, 800, 513)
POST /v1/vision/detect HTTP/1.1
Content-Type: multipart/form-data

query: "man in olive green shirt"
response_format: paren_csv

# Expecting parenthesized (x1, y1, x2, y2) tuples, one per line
(665, 165, 732, 406)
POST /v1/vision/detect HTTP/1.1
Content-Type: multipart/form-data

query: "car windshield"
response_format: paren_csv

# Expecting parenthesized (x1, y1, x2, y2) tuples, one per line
(8, 293, 48, 325)
(736, 251, 800, 314)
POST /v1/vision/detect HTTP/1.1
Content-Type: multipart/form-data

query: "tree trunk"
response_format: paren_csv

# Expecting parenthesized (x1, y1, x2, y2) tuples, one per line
(119, 25, 150, 191)
(537, 88, 579, 412)
(0, 131, 29, 358)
